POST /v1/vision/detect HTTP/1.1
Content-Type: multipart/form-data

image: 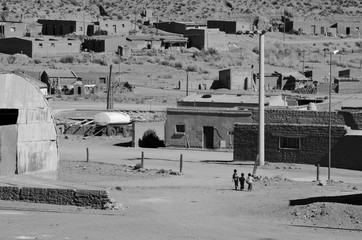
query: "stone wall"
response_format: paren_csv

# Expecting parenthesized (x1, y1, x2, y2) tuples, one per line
(0, 186, 110, 209)
(234, 123, 347, 165)
(250, 109, 362, 129)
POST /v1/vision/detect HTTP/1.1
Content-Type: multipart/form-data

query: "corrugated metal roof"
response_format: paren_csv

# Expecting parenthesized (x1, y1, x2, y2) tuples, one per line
(43, 69, 77, 78)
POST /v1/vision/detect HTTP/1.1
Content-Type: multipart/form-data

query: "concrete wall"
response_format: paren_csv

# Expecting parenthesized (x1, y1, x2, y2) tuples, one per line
(32, 39, 81, 57)
(0, 73, 58, 179)
(219, 69, 253, 90)
(233, 123, 347, 165)
(165, 108, 252, 149)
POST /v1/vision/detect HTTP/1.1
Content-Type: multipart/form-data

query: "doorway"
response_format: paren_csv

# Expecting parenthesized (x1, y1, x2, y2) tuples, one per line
(346, 27, 350, 35)
(203, 126, 214, 149)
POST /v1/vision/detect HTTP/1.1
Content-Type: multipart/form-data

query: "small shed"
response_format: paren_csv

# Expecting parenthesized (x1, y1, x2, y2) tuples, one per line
(40, 69, 79, 95)
(0, 73, 58, 178)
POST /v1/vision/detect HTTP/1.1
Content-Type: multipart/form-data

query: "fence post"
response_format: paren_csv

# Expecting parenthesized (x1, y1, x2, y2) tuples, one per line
(86, 148, 89, 162)
(141, 151, 144, 168)
(316, 164, 320, 181)
(180, 154, 183, 173)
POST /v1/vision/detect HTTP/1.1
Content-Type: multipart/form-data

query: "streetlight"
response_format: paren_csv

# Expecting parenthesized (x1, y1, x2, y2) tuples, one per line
(328, 49, 339, 181)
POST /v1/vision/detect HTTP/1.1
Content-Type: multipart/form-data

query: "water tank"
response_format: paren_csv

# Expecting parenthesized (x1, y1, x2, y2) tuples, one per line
(307, 102, 317, 111)
(94, 112, 131, 126)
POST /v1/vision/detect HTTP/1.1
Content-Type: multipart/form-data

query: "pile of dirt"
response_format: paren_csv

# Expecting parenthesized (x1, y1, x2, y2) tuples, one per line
(290, 202, 362, 230)
(58, 160, 180, 182)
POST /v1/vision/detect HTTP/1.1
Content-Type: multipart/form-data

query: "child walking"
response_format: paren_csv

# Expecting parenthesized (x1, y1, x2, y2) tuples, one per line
(246, 173, 254, 191)
(239, 173, 245, 191)
(232, 169, 239, 190)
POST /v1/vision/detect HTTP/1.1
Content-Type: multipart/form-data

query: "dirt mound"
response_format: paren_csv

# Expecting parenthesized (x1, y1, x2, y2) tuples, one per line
(290, 202, 362, 230)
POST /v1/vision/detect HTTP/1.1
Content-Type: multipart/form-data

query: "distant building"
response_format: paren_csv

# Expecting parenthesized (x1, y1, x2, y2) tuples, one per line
(82, 36, 127, 53)
(273, 71, 312, 91)
(40, 69, 80, 95)
(0, 37, 81, 58)
(90, 20, 133, 36)
(126, 35, 187, 50)
(0, 20, 27, 37)
(207, 19, 251, 34)
(37, 19, 89, 36)
(184, 28, 230, 50)
(154, 21, 206, 35)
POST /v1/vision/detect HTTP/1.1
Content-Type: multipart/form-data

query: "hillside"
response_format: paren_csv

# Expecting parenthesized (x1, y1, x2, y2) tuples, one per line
(2, 0, 362, 23)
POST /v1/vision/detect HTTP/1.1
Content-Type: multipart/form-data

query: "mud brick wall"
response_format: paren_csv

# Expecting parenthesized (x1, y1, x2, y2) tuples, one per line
(250, 109, 362, 130)
(0, 186, 110, 209)
(234, 123, 347, 165)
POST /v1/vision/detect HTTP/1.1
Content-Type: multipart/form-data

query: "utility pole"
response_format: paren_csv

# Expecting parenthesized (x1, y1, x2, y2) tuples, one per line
(106, 65, 113, 109)
(302, 50, 305, 73)
(258, 31, 266, 166)
(186, 71, 189, 96)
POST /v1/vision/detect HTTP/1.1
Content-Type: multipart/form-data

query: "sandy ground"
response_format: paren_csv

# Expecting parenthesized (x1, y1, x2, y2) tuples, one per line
(1, 128, 362, 240)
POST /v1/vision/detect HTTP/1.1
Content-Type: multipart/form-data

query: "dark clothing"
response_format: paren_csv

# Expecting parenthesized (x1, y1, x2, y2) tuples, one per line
(232, 172, 239, 190)
(239, 176, 245, 191)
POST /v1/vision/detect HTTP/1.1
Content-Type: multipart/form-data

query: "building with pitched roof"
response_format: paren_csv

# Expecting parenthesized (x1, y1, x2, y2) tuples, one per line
(40, 69, 80, 95)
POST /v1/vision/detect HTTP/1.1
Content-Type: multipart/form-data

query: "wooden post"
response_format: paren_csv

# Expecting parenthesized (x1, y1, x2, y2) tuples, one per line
(86, 147, 89, 162)
(253, 154, 259, 175)
(316, 164, 320, 181)
(186, 71, 189, 96)
(141, 151, 144, 168)
(180, 154, 183, 173)
(106, 65, 113, 109)
(131, 122, 136, 147)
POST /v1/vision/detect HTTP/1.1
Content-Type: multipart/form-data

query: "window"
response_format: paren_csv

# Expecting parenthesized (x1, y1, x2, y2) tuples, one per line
(0, 109, 18, 125)
(113, 25, 116, 33)
(175, 124, 185, 133)
(68, 43, 72, 46)
(105, 24, 108, 27)
(51, 43, 55, 47)
(122, 24, 125, 28)
(10, 27, 16, 32)
(38, 43, 43, 48)
(280, 137, 300, 149)
(99, 77, 106, 84)
(79, 26, 83, 31)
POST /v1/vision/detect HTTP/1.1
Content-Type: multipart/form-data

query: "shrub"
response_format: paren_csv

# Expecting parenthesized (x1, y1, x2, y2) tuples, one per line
(7, 56, 16, 64)
(34, 59, 42, 64)
(138, 129, 165, 148)
(186, 65, 198, 72)
(174, 61, 183, 69)
(60, 55, 74, 63)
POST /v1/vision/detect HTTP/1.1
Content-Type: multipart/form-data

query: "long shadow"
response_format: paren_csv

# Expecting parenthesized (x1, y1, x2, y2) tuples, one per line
(200, 160, 254, 165)
(290, 193, 362, 206)
(290, 224, 362, 232)
(113, 141, 133, 147)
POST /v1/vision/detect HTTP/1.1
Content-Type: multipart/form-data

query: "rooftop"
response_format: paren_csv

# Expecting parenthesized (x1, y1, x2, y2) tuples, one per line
(42, 69, 77, 78)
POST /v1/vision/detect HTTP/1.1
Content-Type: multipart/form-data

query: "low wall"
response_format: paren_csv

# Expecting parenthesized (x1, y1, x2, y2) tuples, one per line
(0, 186, 110, 209)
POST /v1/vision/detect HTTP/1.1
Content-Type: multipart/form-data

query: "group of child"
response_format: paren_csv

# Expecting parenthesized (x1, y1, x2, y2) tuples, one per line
(232, 169, 254, 191)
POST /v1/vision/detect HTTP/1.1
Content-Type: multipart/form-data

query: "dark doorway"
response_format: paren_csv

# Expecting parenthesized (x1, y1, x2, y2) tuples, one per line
(0, 25, 4, 35)
(203, 126, 214, 149)
(0, 109, 18, 126)
(346, 27, 350, 35)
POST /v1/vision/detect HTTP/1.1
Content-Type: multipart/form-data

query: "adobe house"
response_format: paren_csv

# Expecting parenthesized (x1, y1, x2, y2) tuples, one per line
(154, 21, 206, 35)
(0, 37, 81, 58)
(165, 108, 252, 149)
(165, 94, 287, 149)
(126, 35, 162, 50)
(273, 71, 312, 91)
(0, 20, 27, 37)
(37, 19, 89, 36)
(90, 20, 133, 36)
(207, 19, 251, 34)
(82, 36, 127, 52)
(233, 109, 362, 170)
(0, 72, 58, 178)
(184, 28, 229, 50)
(40, 69, 80, 95)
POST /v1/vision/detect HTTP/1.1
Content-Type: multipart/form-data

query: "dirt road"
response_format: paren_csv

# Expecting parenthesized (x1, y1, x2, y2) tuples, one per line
(1, 133, 362, 240)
